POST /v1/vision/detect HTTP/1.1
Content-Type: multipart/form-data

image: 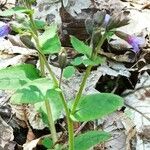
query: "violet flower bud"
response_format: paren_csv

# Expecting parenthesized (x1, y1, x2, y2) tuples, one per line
(106, 12, 130, 30)
(103, 14, 111, 27)
(115, 31, 145, 53)
(0, 24, 10, 37)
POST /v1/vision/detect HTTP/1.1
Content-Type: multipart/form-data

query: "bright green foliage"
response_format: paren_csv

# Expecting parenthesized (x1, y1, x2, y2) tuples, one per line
(74, 131, 110, 150)
(37, 107, 49, 125)
(39, 24, 61, 54)
(10, 78, 56, 104)
(0, 6, 32, 17)
(10, 21, 29, 33)
(70, 93, 123, 122)
(34, 19, 46, 29)
(42, 137, 53, 149)
(0, 64, 40, 90)
(63, 66, 75, 78)
(82, 56, 106, 66)
(71, 55, 105, 66)
(34, 89, 63, 121)
(71, 57, 83, 66)
(70, 36, 92, 57)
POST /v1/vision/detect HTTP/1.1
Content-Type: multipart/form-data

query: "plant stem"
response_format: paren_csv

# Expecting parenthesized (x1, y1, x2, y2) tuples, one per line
(71, 32, 107, 114)
(25, 3, 58, 147)
(45, 100, 58, 143)
(68, 118, 74, 150)
(71, 65, 92, 114)
(27, 5, 73, 149)
(31, 27, 73, 150)
(68, 32, 107, 150)
(59, 92, 74, 150)
(34, 39, 58, 146)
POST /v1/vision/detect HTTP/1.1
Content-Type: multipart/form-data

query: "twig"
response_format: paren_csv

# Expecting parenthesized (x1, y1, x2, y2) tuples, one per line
(125, 102, 150, 122)
(74, 122, 87, 136)
(142, 3, 150, 9)
(121, 85, 150, 97)
(111, 76, 120, 93)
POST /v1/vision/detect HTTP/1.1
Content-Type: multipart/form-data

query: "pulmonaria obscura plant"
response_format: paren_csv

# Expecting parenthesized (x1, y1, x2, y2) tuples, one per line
(0, 1, 145, 150)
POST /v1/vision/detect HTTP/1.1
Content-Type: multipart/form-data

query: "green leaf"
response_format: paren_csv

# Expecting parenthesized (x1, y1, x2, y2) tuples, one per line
(39, 24, 61, 54)
(63, 66, 75, 78)
(0, 64, 40, 90)
(70, 36, 92, 57)
(10, 78, 55, 104)
(70, 93, 123, 122)
(41, 35, 61, 54)
(42, 137, 53, 149)
(34, 89, 63, 121)
(37, 107, 49, 125)
(10, 21, 30, 33)
(71, 57, 83, 66)
(74, 131, 110, 150)
(34, 19, 46, 29)
(83, 56, 106, 66)
(0, 6, 32, 17)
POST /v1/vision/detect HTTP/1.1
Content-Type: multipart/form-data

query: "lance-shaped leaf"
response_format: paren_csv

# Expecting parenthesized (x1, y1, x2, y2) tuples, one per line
(0, 64, 40, 90)
(74, 131, 110, 150)
(70, 93, 123, 122)
(70, 36, 92, 57)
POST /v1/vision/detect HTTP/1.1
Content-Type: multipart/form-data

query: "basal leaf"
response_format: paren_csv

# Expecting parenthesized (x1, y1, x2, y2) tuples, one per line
(70, 93, 123, 122)
(74, 131, 110, 150)
(70, 36, 92, 57)
(10, 78, 55, 104)
(0, 64, 40, 90)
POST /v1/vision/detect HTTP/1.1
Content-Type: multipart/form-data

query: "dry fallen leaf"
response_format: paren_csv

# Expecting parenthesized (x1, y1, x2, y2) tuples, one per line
(0, 116, 14, 148)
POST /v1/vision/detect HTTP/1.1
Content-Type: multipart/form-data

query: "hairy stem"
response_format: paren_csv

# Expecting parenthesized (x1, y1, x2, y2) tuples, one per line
(71, 65, 92, 114)
(25, 2, 58, 146)
(26, 3, 73, 149)
(45, 100, 58, 143)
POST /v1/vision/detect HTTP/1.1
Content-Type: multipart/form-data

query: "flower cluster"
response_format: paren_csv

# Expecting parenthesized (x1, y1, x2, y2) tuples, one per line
(85, 10, 130, 34)
(85, 10, 145, 53)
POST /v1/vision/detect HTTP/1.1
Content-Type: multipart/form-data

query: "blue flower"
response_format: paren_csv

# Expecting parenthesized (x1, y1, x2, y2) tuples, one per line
(127, 35, 145, 53)
(0, 24, 10, 37)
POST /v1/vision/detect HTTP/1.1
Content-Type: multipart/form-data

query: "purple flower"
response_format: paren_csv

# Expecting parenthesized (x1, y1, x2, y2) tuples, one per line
(127, 35, 145, 53)
(0, 24, 10, 37)
(115, 31, 145, 53)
